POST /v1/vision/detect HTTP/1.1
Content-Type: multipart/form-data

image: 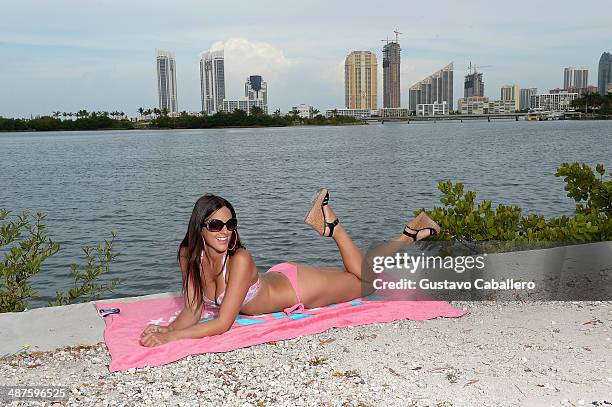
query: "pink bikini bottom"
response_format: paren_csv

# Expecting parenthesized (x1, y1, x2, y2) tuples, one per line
(265, 262, 305, 315)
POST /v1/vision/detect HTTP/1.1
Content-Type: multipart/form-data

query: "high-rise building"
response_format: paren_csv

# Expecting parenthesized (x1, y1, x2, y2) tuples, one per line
(563, 67, 588, 90)
(200, 49, 225, 114)
(408, 63, 454, 112)
(245, 75, 268, 104)
(598, 52, 612, 95)
(382, 41, 401, 108)
(344, 51, 378, 109)
(464, 71, 484, 98)
(520, 88, 537, 111)
(500, 84, 520, 111)
(156, 49, 178, 113)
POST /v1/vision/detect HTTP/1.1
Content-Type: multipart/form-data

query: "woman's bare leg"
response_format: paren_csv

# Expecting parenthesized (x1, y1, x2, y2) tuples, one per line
(322, 204, 365, 280)
(323, 205, 435, 281)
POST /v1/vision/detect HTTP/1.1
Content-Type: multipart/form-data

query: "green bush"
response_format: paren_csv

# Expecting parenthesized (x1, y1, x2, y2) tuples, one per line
(419, 162, 611, 243)
(0, 209, 121, 313)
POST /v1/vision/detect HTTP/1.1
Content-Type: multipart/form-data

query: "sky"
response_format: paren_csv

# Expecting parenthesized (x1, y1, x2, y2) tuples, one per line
(2, 0, 611, 118)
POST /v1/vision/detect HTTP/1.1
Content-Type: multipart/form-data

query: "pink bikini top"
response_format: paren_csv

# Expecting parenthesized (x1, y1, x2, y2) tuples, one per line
(200, 249, 261, 307)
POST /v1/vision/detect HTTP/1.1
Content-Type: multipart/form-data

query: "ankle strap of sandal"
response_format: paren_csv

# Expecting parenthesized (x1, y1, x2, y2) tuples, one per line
(403, 227, 437, 241)
(326, 218, 339, 237)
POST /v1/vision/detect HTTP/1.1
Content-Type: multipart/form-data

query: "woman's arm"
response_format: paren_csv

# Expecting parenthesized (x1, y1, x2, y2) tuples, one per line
(168, 249, 203, 330)
(141, 247, 201, 338)
(141, 250, 255, 346)
(174, 250, 255, 339)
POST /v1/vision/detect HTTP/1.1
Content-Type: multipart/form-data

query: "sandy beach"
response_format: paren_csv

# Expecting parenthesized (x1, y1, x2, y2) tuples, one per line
(1, 300, 611, 407)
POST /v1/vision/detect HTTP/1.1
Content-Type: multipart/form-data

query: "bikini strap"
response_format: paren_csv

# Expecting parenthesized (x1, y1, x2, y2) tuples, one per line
(222, 252, 229, 283)
(283, 302, 305, 315)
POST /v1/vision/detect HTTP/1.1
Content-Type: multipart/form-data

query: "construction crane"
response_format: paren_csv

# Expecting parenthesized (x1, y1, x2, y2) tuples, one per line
(467, 61, 492, 74)
(393, 29, 402, 43)
(381, 29, 402, 45)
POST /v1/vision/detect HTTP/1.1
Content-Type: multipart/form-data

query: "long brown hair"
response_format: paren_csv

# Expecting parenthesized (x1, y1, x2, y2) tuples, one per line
(177, 194, 245, 308)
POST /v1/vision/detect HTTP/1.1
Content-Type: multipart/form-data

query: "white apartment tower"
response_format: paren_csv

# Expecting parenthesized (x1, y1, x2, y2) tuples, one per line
(200, 50, 226, 114)
(245, 75, 268, 104)
(156, 49, 178, 113)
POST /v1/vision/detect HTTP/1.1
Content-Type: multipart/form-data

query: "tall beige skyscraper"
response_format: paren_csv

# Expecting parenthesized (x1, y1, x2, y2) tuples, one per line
(344, 51, 378, 109)
(500, 84, 520, 111)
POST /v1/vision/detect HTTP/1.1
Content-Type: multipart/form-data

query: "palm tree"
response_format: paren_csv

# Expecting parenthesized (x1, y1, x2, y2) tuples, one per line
(52, 111, 61, 119)
(153, 108, 161, 118)
(138, 107, 144, 120)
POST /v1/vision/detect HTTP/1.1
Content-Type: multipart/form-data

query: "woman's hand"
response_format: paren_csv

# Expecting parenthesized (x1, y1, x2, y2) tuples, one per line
(141, 324, 171, 337)
(140, 330, 177, 347)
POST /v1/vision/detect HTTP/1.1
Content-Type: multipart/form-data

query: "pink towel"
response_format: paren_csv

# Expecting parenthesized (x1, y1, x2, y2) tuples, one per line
(96, 292, 466, 372)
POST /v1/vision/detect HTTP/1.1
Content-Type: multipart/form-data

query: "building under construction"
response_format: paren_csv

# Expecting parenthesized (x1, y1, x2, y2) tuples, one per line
(464, 63, 485, 98)
(382, 31, 401, 108)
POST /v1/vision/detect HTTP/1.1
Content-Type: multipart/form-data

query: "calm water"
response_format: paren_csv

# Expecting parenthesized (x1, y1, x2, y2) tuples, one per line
(1, 121, 610, 308)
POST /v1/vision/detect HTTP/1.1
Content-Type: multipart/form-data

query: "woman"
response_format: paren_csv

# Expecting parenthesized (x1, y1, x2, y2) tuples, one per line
(140, 190, 439, 347)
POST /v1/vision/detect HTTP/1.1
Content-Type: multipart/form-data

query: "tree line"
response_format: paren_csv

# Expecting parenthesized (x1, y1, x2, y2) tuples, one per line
(0, 106, 362, 131)
(571, 92, 612, 116)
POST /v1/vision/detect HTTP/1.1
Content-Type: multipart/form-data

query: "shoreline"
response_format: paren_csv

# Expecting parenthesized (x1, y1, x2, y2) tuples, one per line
(2, 116, 611, 133)
(0, 122, 369, 133)
(0, 241, 610, 405)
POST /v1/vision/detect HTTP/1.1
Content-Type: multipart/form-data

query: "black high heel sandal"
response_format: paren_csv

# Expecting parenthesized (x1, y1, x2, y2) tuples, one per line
(321, 192, 340, 238)
(402, 212, 440, 241)
(303, 188, 340, 237)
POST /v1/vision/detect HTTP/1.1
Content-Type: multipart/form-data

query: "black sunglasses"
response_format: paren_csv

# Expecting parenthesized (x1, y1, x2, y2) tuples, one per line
(202, 218, 238, 232)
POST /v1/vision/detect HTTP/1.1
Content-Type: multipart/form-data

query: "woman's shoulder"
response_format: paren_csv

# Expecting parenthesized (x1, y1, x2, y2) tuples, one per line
(228, 248, 255, 270)
(231, 247, 253, 262)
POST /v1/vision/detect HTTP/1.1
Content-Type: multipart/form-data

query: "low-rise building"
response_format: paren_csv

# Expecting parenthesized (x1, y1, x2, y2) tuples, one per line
(380, 108, 409, 118)
(291, 104, 315, 119)
(530, 92, 578, 112)
(325, 108, 371, 119)
(221, 99, 268, 115)
(550, 86, 598, 96)
(457, 97, 516, 115)
(416, 101, 448, 116)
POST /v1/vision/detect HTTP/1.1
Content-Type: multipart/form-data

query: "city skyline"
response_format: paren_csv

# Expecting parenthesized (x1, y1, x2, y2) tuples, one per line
(2, 0, 612, 117)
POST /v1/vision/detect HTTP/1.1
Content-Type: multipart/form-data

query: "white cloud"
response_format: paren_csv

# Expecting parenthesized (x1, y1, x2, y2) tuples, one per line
(203, 38, 298, 99)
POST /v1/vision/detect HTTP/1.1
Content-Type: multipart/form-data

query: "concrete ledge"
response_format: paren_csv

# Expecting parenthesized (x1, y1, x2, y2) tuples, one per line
(0, 292, 181, 356)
